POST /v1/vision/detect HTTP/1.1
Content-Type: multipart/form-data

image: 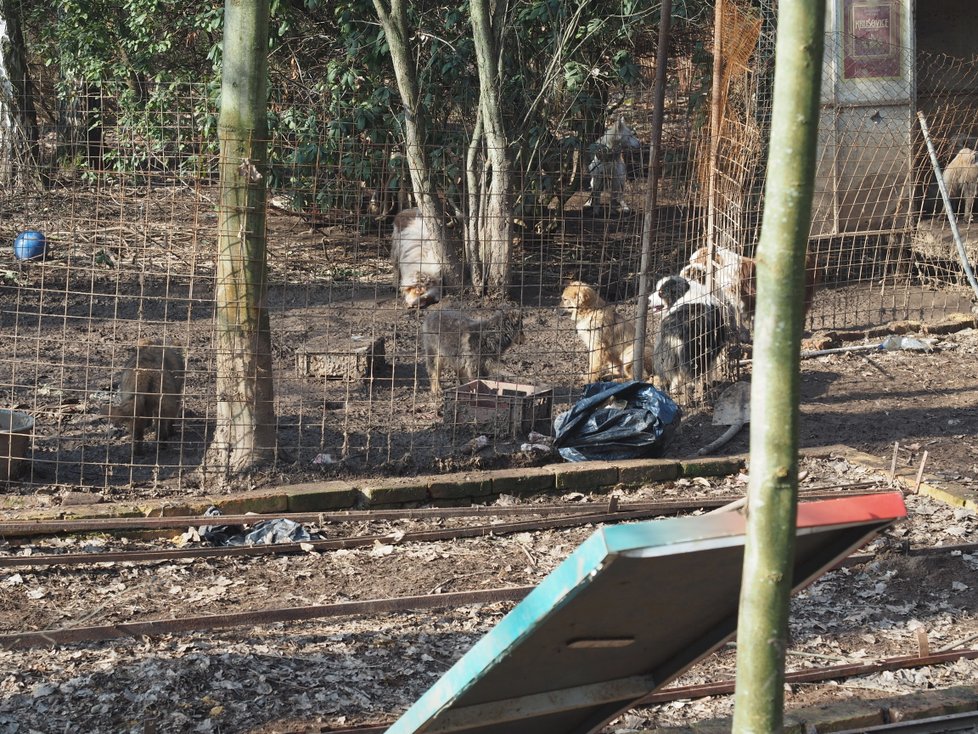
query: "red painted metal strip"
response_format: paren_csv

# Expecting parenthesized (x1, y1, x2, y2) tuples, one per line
(796, 491, 907, 529)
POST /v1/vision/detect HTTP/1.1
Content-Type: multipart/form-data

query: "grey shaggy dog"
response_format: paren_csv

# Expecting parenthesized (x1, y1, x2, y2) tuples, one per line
(421, 307, 524, 394)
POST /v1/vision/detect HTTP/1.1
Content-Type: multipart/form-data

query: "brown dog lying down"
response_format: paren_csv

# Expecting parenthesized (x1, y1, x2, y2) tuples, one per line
(560, 281, 653, 383)
(391, 208, 448, 308)
(103, 339, 185, 452)
(943, 147, 978, 223)
(421, 307, 524, 395)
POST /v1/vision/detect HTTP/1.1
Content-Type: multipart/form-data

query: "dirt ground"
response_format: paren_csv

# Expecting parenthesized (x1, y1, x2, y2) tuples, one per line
(2, 185, 978, 502)
(3, 187, 978, 732)
(1, 457, 976, 733)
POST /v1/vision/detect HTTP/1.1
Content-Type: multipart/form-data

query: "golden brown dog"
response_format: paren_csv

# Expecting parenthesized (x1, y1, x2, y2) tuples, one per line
(560, 281, 653, 383)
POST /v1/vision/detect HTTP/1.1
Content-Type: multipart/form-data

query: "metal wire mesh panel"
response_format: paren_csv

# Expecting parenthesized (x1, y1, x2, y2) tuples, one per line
(705, 1, 977, 338)
(2, 5, 977, 494)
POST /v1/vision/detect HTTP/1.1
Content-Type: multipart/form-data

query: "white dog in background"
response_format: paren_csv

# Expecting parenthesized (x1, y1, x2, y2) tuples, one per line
(680, 244, 818, 337)
(584, 117, 642, 213)
(390, 208, 445, 308)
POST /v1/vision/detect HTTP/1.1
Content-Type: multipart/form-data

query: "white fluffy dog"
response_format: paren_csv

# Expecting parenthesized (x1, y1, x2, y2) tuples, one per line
(584, 117, 642, 213)
(390, 208, 446, 308)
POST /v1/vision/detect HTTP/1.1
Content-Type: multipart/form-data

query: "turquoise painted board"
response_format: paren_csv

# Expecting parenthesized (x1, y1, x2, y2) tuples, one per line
(387, 492, 907, 734)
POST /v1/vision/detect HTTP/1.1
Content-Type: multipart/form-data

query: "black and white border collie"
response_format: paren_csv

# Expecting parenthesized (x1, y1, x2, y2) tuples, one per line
(649, 275, 728, 396)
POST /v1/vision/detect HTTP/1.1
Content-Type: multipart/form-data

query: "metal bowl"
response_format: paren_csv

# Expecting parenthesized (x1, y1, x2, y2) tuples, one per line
(0, 409, 34, 480)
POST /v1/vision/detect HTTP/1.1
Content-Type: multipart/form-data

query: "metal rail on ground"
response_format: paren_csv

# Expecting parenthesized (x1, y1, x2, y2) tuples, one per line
(0, 483, 886, 538)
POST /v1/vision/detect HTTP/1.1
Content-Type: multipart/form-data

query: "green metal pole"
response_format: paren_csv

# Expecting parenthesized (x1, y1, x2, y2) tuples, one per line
(731, 0, 825, 731)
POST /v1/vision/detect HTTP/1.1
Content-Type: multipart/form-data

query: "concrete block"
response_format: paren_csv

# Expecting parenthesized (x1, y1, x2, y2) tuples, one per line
(217, 492, 290, 515)
(361, 477, 429, 506)
(428, 473, 494, 500)
(489, 467, 556, 496)
(617, 459, 681, 486)
(286, 481, 360, 512)
(553, 461, 619, 491)
(679, 456, 744, 478)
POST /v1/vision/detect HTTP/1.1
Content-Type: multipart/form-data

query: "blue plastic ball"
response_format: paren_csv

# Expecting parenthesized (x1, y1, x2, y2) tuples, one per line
(13, 230, 47, 261)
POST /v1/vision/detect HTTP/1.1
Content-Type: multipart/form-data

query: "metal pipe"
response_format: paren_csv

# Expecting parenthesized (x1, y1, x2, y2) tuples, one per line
(639, 647, 978, 705)
(282, 647, 978, 733)
(0, 506, 700, 568)
(916, 110, 978, 300)
(631, 0, 673, 380)
(0, 586, 534, 650)
(0, 485, 887, 538)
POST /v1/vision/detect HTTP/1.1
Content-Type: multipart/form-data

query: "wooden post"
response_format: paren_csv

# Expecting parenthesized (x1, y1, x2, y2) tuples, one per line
(206, 0, 277, 476)
(731, 0, 825, 731)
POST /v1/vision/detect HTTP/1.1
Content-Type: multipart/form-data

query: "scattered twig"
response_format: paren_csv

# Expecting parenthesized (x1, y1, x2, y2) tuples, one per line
(786, 649, 848, 663)
(890, 441, 900, 485)
(707, 496, 747, 515)
(516, 541, 537, 567)
(426, 571, 487, 595)
(914, 450, 929, 493)
(937, 631, 978, 654)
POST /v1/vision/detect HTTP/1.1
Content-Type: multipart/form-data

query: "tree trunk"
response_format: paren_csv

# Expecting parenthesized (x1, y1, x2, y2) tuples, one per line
(0, 0, 40, 188)
(372, 0, 462, 288)
(465, 108, 485, 289)
(469, 0, 511, 294)
(205, 0, 277, 477)
(731, 1, 825, 732)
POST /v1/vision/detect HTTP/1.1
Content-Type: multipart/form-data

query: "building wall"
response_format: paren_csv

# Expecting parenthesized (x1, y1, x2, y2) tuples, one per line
(812, 0, 915, 237)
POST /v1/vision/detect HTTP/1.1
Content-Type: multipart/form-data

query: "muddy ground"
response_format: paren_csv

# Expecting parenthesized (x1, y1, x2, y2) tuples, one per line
(2, 186, 978, 732)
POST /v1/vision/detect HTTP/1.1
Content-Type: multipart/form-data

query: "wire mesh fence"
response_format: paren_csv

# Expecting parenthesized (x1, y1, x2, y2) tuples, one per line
(2, 13, 977, 493)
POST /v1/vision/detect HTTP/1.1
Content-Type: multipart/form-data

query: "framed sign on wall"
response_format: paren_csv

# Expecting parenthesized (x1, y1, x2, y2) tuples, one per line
(843, 0, 903, 79)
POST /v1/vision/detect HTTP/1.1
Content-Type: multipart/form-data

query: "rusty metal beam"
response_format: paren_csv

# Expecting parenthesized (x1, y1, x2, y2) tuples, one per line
(0, 499, 682, 537)
(0, 506, 677, 569)
(274, 648, 978, 733)
(638, 648, 978, 705)
(0, 586, 533, 650)
(0, 485, 886, 538)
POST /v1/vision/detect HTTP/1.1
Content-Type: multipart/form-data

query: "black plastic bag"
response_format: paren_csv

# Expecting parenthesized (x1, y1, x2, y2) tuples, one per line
(553, 381, 681, 462)
(197, 507, 317, 546)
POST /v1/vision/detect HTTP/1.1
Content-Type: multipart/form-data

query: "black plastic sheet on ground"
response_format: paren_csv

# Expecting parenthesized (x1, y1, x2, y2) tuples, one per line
(196, 508, 318, 546)
(553, 381, 681, 462)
